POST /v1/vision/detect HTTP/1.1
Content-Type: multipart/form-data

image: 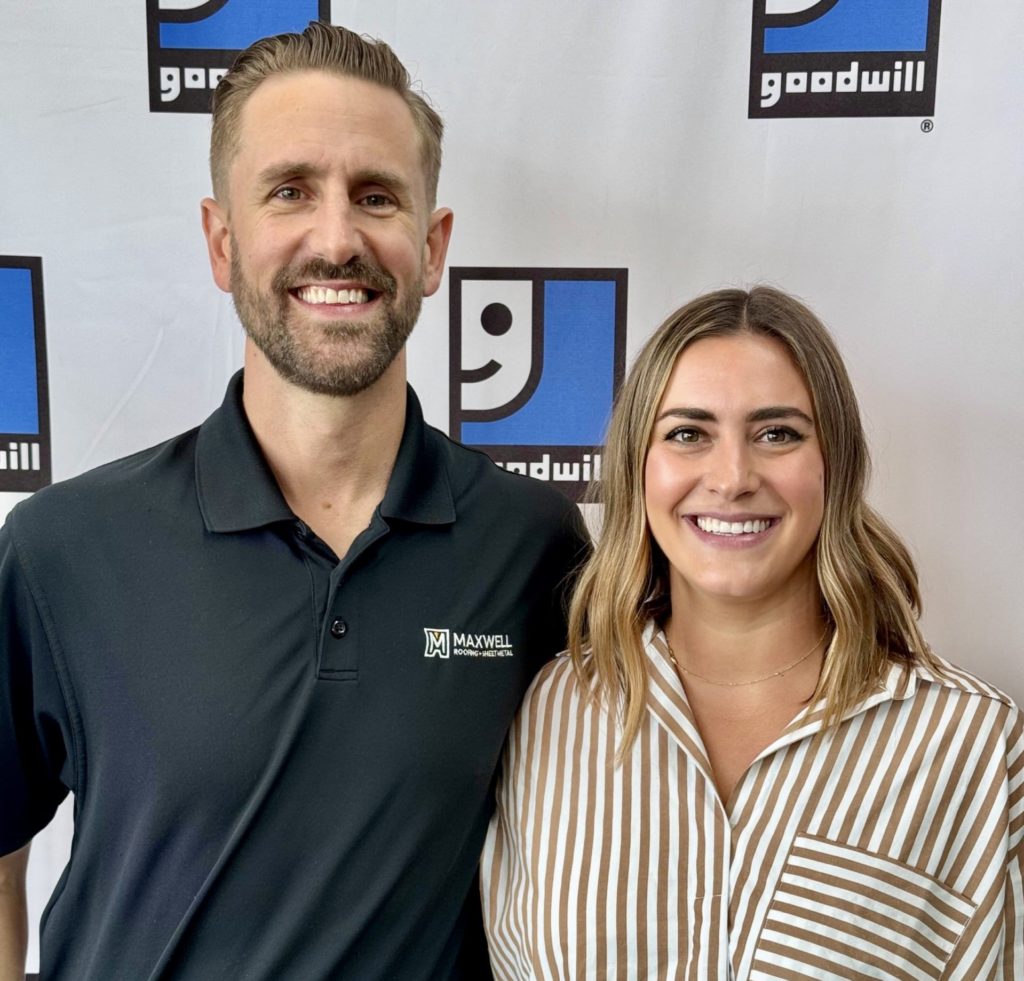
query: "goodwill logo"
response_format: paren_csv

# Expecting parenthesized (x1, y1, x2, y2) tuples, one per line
(147, 0, 330, 113)
(449, 268, 628, 502)
(0, 257, 51, 493)
(749, 0, 943, 118)
(423, 628, 515, 660)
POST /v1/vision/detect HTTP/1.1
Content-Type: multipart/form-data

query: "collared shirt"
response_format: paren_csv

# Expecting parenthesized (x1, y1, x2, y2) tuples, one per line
(0, 372, 588, 980)
(481, 624, 1024, 980)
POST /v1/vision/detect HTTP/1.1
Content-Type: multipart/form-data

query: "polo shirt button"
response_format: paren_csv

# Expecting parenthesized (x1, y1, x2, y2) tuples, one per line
(330, 618, 348, 639)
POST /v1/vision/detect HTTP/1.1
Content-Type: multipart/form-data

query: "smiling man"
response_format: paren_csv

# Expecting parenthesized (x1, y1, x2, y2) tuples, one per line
(0, 23, 587, 981)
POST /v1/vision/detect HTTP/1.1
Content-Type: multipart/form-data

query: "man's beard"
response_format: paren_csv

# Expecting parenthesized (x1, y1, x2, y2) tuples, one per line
(230, 249, 423, 397)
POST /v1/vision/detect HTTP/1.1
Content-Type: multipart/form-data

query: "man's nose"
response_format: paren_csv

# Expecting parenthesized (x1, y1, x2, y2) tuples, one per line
(704, 437, 759, 499)
(307, 198, 364, 266)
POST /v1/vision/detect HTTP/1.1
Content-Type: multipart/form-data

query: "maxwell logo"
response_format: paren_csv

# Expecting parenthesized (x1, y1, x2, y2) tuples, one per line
(424, 628, 515, 660)
(147, 0, 330, 113)
(0, 257, 51, 493)
(449, 268, 628, 502)
(424, 628, 450, 659)
(749, 0, 943, 118)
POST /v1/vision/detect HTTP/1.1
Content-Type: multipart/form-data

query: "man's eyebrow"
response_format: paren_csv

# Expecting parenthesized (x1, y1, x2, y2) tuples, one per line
(356, 168, 410, 194)
(253, 163, 412, 197)
(654, 406, 814, 425)
(255, 161, 324, 187)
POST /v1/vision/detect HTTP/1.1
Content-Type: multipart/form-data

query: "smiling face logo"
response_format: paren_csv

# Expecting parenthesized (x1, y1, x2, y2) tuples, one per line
(449, 267, 628, 502)
(146, 0, 331, 113)
(0, 257, 50, 493)
(749, 0, 943, 118)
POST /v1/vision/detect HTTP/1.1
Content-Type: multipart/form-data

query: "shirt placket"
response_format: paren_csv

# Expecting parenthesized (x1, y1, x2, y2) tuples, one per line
(292, 514, 391, 683)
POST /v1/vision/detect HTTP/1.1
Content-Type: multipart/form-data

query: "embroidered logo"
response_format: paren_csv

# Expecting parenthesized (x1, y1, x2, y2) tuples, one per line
(423, 628, 451, 659)
(423, 629, 515, 660)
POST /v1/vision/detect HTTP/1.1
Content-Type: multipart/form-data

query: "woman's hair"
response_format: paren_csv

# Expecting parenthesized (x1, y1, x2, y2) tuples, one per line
(568, 285, 940, 749)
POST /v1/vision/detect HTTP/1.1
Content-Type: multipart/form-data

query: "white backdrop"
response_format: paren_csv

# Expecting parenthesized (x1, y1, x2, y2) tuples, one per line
(3, 1, 1022, 971)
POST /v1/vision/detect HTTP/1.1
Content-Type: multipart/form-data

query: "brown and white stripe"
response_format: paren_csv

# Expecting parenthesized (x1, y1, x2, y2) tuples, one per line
(481, 625, 1024, 980)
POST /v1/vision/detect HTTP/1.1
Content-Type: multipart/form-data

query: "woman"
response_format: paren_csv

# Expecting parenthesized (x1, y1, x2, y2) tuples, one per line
(481, 287, 1022, 979)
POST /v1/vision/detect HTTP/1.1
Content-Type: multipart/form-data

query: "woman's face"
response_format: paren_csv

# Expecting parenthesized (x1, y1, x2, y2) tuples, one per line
(644, 332, 825, 610)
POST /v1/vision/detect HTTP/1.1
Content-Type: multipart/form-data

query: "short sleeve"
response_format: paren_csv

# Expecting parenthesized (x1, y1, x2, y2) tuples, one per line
(0, 515, 73, 854)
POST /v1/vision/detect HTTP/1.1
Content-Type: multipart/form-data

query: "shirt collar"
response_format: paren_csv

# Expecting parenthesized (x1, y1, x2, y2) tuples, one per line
(379, 386, 455, 525)
(770, 651, 918, 747)
(643, 623, 922, 752)
(196, 371, 455, 534)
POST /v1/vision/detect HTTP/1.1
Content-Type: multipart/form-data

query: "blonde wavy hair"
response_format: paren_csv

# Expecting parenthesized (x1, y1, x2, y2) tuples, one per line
(568, 286, 941, 749)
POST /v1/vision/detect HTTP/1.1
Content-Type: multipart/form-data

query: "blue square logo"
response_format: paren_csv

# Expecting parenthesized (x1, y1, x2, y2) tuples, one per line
(147, 0, 330, 113)
(0, 257, 51, 492)
(749, 0, 943, 118)
(449, 268, 628, 501)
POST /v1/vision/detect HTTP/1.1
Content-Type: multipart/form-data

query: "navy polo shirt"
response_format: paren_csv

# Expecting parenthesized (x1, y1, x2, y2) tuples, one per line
(0, 372, 588, 980)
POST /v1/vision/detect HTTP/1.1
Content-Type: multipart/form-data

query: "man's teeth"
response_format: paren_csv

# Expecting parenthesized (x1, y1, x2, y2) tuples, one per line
(295, 286, 370, 305)
(695, 517, 772, 535)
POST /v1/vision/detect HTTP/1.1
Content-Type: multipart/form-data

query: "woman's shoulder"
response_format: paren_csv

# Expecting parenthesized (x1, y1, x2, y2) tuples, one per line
(506, 651, 613, 756)
(519, 652, 590, 714)
(906, 651, 1022, 748)
(912, 652, 1019, 710)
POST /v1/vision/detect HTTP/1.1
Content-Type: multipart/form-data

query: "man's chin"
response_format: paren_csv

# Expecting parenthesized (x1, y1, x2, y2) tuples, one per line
(254, 339, 403, 398)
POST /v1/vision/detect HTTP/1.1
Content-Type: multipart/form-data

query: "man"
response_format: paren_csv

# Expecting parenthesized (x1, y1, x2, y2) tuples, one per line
(0, 22, 587, 980)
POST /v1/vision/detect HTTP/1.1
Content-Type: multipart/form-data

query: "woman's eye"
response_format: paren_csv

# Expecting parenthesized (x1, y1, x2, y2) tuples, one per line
(666, 427, 704, 444)
(758, 426, 804, 445)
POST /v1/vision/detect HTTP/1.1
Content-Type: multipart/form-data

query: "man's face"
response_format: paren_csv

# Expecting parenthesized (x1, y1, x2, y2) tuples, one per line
(203, 70, 452, 396)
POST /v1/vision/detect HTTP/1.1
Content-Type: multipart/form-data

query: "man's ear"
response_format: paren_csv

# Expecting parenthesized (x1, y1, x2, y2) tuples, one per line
(421, 208, 454, 298)
(201, 197, 232, 294)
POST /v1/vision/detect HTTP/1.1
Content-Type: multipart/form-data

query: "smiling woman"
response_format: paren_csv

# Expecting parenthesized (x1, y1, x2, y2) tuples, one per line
(481, 287, 1024, 980)
(644, 332, 826, 622)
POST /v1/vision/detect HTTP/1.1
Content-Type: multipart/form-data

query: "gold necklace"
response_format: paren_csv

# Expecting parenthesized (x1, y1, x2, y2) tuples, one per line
(665, 628, 828, 688)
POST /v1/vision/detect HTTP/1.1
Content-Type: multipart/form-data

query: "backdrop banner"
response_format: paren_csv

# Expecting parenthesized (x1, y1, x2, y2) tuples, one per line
(2, 0, 1022, 971)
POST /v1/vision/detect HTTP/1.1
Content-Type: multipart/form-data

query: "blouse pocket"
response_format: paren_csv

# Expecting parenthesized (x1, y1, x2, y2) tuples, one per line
(749, 833, 976, 980)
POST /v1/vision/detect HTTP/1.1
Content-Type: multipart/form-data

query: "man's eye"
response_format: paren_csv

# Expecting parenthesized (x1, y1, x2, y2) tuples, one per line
(361, 193, 395, 209)
(274, 186, 302, 201)
(758, 426, 804, 445)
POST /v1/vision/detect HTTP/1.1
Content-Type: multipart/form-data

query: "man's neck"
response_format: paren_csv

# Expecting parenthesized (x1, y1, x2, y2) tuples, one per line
(241, 342, 408, 558)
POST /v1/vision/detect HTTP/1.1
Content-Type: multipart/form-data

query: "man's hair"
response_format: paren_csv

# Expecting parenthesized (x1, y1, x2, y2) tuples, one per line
(209, 21, 443, 206)
(568, 286, 943, 753)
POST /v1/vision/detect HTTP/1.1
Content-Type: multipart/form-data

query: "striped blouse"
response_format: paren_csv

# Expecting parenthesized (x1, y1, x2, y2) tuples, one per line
(481, 625, 1024, 980)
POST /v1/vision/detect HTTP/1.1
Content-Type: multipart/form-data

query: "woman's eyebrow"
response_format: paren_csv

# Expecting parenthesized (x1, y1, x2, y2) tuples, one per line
(746, 406, 814, 425)
(654, 406, 814, 425)
(654, 407, 716, 423)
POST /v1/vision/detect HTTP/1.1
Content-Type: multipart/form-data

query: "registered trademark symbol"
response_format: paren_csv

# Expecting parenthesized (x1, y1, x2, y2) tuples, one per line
(921, 119, 934, 132)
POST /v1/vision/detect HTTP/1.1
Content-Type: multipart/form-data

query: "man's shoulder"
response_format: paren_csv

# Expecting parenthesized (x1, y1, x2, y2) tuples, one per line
(425, 423, 582, 530)
(5, 426, 201, 544)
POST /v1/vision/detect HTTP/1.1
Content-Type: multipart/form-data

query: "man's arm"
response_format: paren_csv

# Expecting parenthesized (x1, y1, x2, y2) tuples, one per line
(0, 842, 30, 980)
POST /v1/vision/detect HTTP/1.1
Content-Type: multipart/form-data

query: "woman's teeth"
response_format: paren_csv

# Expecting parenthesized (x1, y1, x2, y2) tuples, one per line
(695, 517, 772, 535)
